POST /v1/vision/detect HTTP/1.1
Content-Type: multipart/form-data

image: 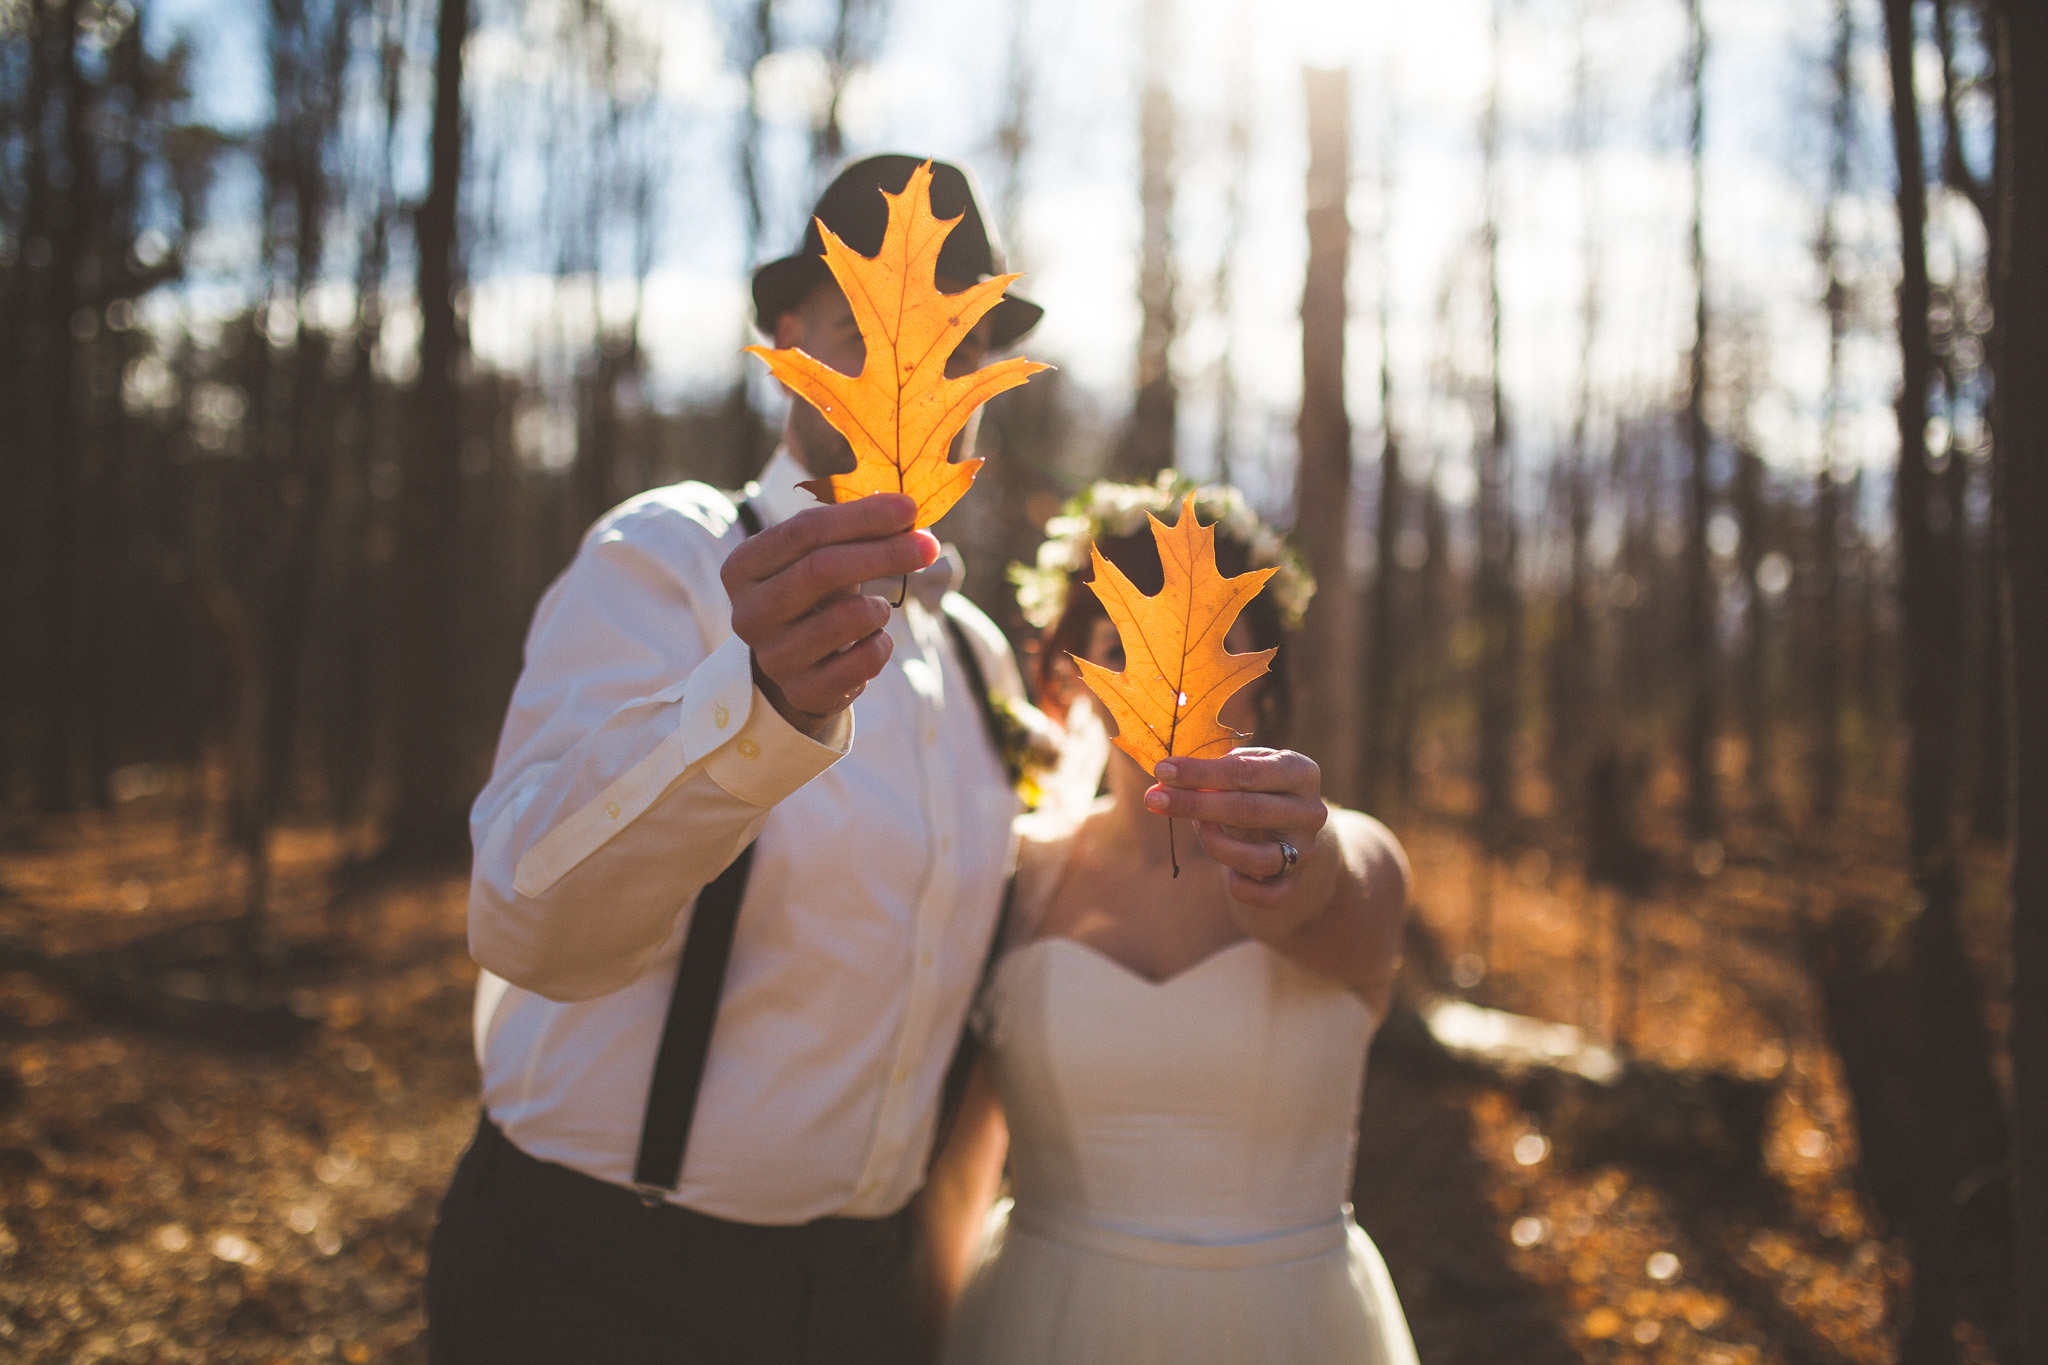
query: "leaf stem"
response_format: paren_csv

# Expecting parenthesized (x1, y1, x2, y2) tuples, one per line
(1169, 817, 1180, 878)
(891, 574, 907, 608)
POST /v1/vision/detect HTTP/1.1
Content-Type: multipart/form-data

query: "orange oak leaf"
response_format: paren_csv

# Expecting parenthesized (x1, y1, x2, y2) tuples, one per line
(1071, 492, 1278, 777)
(743, 161, 1050, 529)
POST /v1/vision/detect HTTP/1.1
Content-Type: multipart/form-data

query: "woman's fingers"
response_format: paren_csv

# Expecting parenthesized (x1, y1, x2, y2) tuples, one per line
(1153, 749, 1320, 799)
(1192, 820, 1299, 880)
(1142, 748, 1326, 903)
(1144, 784, 1323, 831)
(1146, 748, 1323, 833)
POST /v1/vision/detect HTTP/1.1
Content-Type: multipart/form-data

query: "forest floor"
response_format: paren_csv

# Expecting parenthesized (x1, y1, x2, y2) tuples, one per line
(0, 776, 2015, 1364)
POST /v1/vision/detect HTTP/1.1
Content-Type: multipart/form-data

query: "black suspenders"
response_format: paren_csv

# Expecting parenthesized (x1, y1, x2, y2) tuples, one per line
(631, 498, 1012, 1204)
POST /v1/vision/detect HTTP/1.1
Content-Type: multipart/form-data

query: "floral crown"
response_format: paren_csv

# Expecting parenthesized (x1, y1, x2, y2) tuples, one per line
(1009, 471, 1316, 631)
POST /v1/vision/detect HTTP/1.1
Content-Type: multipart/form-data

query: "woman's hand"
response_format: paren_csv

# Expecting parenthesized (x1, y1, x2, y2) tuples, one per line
(1143, 748, 1335, 937)
(1145, 749, 1411, 1005)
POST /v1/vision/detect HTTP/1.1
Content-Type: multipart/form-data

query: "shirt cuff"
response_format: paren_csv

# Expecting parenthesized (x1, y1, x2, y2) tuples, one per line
(697, 653, 851, 806)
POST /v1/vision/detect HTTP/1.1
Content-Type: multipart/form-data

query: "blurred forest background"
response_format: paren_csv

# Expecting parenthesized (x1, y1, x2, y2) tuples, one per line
(0, 0, 2044, 1360)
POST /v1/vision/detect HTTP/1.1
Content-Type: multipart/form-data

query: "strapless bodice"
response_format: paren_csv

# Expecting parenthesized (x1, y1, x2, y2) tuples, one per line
(978, 935, 1376, 1245)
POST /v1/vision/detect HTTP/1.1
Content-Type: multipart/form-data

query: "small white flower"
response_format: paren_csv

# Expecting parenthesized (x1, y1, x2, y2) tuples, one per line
(1009, 471, 1314, 631)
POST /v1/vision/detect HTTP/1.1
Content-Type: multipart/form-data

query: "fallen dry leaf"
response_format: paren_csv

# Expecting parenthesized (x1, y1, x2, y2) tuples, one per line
(744, 160, 1049, 529)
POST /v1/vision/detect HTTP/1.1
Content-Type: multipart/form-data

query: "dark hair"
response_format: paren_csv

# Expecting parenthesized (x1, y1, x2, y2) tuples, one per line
(1035, 527, 1292, 748)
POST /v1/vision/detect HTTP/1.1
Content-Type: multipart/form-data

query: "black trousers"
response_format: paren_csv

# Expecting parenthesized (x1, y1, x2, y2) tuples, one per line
(426, 1115, 917, 1365)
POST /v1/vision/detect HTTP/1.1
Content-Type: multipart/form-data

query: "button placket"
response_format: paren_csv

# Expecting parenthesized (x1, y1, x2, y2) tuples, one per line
(842, 622, 932, 1206)
(895, 610, 967, 1179)
(852, 609, 957, 1205)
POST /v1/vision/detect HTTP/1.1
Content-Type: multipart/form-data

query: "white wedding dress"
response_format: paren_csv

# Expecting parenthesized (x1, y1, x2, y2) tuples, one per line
(940, 834, 1418, 1365)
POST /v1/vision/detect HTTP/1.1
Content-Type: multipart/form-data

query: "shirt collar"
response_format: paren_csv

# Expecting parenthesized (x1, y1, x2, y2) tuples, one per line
(746, 447, 820, 529)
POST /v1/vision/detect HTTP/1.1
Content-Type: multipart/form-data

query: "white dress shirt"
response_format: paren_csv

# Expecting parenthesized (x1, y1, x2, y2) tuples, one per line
(468, 448, 1022, 1224)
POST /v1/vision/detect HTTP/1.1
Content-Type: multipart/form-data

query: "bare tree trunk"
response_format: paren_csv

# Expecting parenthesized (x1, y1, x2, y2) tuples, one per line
(237, 0, 356, 945)
(1812, 0, 1852, 829)
(1359, 125, 1401, 809)
(1615, 427, 1661, 729)
(1117, 0, 1177, 480)
(1680, 0, 1717, 843)
(1475, 1, 1517, 849)
(31, 0, 92, 814)
(1552, 456, 1592, 815)
(992, 0, 1030, 255)
(718, 0, 777, 492)
(811, 0, 879, 184)
(1934, 0, 2011, 847)
(1550, 0, 1599, 822)
(1811, 466, 1844, 825)
(0, 17, 31, 807)
(1403, 466, 1450, 806)
(573, 42, 629, 532)
(1294, 67, 1355, 801)
(327, 3, 404, 831)
(1210, 5, 1250, 486)
(388, 0, 471, 862)
(1991, 0, 2048, 1349)
(956, 0, 1028, 594)
(1885, 0, 2012, 1353)
(735, 0, 774, 268)
(1973, 504, 2009, 838)
(1734, 443, 1773, 816)
(5, 1, 59, 808)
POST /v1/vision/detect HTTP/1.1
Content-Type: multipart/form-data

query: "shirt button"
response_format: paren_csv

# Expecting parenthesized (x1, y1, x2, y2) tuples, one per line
(737, 739, 760, 760)
(918, 951, 933, 969)
(605, 802, 620, 818)
(894, 1067, 910, 1085)
(714, 701, 730, 729)
(924, 725, 938, 744)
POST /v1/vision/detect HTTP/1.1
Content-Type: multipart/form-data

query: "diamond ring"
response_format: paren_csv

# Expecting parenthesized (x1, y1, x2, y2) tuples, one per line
(1276, 839, 1299, 878)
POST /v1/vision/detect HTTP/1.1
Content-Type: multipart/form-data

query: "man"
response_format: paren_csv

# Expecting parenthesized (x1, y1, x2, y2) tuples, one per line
(426, 156, 1042, 1365)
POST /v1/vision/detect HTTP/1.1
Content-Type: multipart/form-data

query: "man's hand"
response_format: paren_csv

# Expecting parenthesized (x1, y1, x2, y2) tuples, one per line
(722, 493, 938, 736)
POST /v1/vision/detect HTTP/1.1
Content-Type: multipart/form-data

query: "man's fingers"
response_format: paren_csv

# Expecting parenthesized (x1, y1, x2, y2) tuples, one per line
(723, 495, 919, 587)
(1154, 748, 1318, 798)
(778, 631, 894, 714)
(752, 593, 893, 681)
(732, 531, 937, 637)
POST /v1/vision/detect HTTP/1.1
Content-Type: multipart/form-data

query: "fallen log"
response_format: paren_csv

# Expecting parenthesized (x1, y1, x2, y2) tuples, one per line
(0, 929, 318, 1050)
(1373, 992, 1775, 1178)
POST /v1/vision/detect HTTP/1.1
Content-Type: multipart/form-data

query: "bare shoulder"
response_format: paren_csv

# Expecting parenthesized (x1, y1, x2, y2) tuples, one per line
(1009, 807, 1090, 937)
(1014, 808, 1083, 879)
(1328, 807, 1412, 911)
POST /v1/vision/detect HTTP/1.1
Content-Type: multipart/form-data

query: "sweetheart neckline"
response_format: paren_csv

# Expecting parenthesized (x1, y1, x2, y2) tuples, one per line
(1007, 934, 1264, 990)
(991, 936, 1379, 1031)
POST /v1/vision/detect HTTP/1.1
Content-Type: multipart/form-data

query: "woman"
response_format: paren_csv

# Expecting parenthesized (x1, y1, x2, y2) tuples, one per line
(925, 477, 1418, 1365)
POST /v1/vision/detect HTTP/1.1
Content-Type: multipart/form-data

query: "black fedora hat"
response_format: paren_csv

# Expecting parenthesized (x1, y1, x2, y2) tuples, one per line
(751, 154, 1043, 350)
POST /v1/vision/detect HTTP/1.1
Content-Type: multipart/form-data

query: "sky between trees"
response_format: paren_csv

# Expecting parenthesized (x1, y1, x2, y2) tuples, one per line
(144, 0, 1976, 524)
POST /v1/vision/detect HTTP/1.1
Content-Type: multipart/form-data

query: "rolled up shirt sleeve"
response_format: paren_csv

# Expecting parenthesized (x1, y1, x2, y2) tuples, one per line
(468, 495, 849, 1002)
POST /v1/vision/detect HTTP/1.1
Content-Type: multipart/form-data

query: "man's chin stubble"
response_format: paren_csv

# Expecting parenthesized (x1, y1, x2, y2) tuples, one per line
(792, 401, 857, 478)
(790, 397, 980, 481)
